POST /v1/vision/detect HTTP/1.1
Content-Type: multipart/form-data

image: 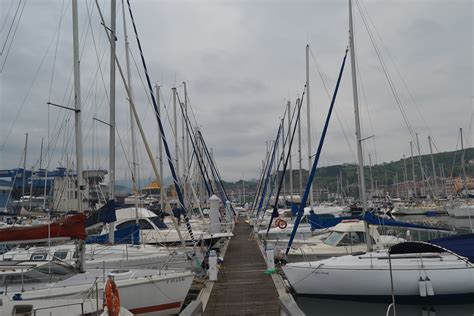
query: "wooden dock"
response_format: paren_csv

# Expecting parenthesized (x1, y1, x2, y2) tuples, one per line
(203, 221, 280, 315)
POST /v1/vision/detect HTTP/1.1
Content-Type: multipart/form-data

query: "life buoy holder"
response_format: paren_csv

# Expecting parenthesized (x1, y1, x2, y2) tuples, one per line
(277, 219, 287, 229)
(105, 277, 120, 316)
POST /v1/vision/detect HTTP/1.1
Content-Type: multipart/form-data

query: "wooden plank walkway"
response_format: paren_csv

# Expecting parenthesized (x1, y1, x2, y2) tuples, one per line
(204, 221, 279, 316)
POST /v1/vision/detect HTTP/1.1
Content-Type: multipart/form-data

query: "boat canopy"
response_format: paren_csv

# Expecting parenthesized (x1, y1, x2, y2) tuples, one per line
(389, 241, 445, 255)
(87, 223, 140, 245)
(429, 234, 474, 263)
(308, 211, 452, 232)
(86, 199, 123, 228)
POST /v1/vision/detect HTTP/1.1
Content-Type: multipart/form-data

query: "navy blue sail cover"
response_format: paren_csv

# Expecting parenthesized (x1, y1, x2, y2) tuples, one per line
(86, 199, 123, 227)
(429, 233, 474, 262)
(87, 224, 140, 245)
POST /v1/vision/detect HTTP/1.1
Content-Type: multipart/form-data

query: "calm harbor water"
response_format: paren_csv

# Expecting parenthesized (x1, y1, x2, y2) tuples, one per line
(293, 214, 474, 316)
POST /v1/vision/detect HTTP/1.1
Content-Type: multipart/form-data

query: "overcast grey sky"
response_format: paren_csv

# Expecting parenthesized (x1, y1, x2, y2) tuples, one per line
(0, 0, 472, 183)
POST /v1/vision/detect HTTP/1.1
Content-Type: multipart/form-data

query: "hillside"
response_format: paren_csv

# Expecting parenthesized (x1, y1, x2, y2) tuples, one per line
(224, 148, 474, 198)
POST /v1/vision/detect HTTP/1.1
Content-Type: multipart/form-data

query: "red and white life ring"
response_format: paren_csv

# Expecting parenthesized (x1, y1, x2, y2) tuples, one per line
(104, 277, 120, 316)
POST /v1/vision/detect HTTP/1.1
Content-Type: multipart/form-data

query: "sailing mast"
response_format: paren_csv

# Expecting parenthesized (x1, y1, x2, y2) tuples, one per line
(21, 133, 28, 209)
(155, 84, 165, 212)
(287, 101, 293, 203)
(122, 0, 139, 223)
(72, 0, 85, 272)
(410, 141, 416, 197)
(428, 135, 437, 197)
(349, 0, 372, 251)
(305, 45, 314, 209)
(297, 97, 303, 197)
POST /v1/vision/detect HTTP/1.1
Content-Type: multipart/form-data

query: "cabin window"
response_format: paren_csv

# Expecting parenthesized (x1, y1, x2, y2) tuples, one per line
(30, 252, 48, 261)
(324, 231, 344, 246)
(138, 219, 154, 230)
(53, 250, 68, 260)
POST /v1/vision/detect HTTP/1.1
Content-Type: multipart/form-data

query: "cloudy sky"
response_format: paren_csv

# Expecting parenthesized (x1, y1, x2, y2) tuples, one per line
(0, 0, 472, 184)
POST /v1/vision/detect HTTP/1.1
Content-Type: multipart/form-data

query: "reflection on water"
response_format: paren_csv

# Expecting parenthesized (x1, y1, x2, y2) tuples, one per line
(293, 215, 474, 315)
(295, 296, 474, 316)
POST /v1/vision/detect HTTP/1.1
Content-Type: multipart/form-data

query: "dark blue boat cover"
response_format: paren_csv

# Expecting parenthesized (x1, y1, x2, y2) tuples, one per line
(86, 224, 140, 245)
(429, 233, 474, 262)
(308, 211, 450, 232)
(86, 199, 123, 227)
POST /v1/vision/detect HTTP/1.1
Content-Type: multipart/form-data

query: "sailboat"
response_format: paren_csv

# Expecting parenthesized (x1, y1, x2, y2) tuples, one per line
(0, 2, 195, 314)
(283, 0, 474, 302)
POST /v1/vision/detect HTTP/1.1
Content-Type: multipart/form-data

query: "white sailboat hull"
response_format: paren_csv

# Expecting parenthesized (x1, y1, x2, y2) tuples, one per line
(283, 252, 474, 299)
(5, 269, 194, 315)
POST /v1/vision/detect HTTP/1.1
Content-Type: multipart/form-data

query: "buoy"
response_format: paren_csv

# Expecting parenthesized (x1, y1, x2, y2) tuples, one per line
(104, 277, 121, 316)
(277, 219, 287, 229)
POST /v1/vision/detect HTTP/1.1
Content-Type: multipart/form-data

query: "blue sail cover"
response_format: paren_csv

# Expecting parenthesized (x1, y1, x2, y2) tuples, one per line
(309, 212, 360, 230)
(87, 224, 140, 245)
(429, 234, 474, 262)
(308, 211, 451, 232)
(86, 199, 123, 227)
(362, 212, 451, 231)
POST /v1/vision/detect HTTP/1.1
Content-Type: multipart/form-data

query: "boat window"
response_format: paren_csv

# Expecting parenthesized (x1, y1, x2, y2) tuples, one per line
(324, 231, 344, 246)
(30, 252, 48, 261)
(339, 232, 363, 245)
(139, 219, 154, 230)
(148, 216, 168, 229)
(53, 250, 69, 260)
(116, 220, 136, 231)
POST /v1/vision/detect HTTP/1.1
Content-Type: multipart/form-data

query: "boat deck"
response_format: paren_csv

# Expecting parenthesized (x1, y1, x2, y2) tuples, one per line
(204, 221, 279, 315)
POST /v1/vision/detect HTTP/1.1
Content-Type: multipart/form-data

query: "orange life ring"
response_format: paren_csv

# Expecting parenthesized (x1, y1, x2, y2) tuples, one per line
(277, 219, 287, 229)
(275, 218, 282, 227)
(105, 277, 120, 316)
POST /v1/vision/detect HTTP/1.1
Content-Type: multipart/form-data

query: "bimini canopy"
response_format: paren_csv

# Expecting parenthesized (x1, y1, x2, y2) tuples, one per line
(86, 199, 124, 228)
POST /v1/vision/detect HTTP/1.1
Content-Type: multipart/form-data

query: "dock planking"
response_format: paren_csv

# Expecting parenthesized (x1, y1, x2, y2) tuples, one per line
(203, 221, 280, 315)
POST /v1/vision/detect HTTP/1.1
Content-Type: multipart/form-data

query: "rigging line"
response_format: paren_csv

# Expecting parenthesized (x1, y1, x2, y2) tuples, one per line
(286, 48, 349, 255)
(85, 0, 110, 104)
(175, 92, 212, 196)
(354, 0, 418, 151)
(449, 132, 460, 179)
(266, 90, 304, 235)
(0, 6, 67, 152)
(0, 0, 21, 56)
(357, 0, 441, 153)
(48, 0, 66, 102)
(0, 0, 26, 72)
(125, 0, 195, 243)
(309, 47, 356, 161)
(0, 0, 15, 35)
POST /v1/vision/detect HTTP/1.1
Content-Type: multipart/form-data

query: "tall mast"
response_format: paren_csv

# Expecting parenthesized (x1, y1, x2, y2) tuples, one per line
(173, 87, 179, 188)
(122, 0, 139, 222)
(287, 101, 293, 203)
(297, 98, 303, 197)
(155, 85, 164, 212)
(349, 0, 372, 251)
(402, 154, 408, 199)
(410, 141, 416, 197)
(181, 87, 186, 204)
(368, 153, 374, 199)
(415, 133, 425, 196)
(428, 135, 437, 197)
(183, 82, 190, 206)
(108, 0, 116, 245)
(305, 45, 314, 209)
(21, 133, 28, 208)
(72, 0, 85, 272)
(281, 117, 286, 200)
(460, 128, 468, 198)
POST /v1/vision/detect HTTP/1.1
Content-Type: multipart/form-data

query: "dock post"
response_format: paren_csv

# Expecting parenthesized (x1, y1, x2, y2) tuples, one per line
(266, 244, 275, 271)
(209, 195, 221, 233)
(208, 250, 218, 281)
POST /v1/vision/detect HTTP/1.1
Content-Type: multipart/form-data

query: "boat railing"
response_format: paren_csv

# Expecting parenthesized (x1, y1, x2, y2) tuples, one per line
(33, 301, 87, 315)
